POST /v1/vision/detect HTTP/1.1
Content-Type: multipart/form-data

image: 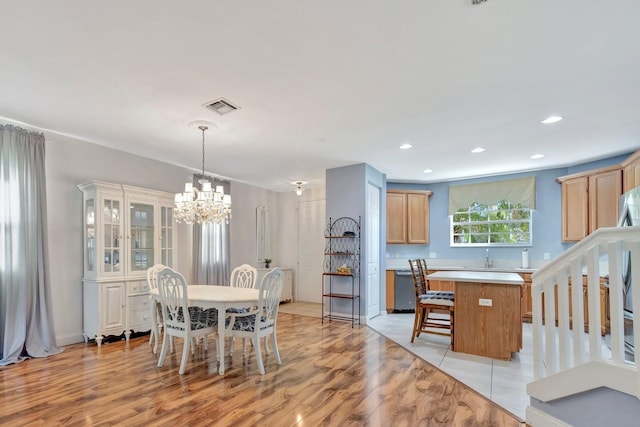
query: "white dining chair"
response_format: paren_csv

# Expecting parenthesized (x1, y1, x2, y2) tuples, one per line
(225, 268, 284, 374)
(156, 267, 219, 375)
(227, 264, 259, 354)
(230, 264, 258, 289)
(147, 263, 166, 354)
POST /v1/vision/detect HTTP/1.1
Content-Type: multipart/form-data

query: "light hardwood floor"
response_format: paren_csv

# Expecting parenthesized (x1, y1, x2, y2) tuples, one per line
(0, 314, 525, 426)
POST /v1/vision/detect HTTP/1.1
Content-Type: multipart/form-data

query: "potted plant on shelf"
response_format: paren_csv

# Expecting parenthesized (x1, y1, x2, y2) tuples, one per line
(264, 258, 272, 269)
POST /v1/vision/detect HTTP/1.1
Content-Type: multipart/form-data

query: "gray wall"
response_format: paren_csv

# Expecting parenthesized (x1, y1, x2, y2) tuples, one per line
(26, 124, 284, 345)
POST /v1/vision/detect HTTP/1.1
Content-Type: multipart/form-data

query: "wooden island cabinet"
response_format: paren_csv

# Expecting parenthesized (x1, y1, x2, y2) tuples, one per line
(388, 266, 609, 335)
(427, 270, 523, 360)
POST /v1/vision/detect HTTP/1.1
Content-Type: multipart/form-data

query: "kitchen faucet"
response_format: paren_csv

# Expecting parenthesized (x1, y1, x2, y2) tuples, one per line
(484, 248, 492, 268)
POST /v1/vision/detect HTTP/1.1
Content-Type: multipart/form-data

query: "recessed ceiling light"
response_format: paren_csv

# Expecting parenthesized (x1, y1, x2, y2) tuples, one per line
(399, 143, 413, 150)
(471, 147, 485, 153)
(423, 169, 433, 174)
(541, 115, 563, 124)
(531, 153, 545, 159)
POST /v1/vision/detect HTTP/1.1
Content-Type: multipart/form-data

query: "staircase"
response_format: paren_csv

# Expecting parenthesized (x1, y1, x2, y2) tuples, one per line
(526, 226, 640, 426)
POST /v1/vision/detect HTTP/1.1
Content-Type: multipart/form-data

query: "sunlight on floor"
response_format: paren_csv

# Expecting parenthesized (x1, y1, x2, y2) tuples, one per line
(279, 301, 322, 318)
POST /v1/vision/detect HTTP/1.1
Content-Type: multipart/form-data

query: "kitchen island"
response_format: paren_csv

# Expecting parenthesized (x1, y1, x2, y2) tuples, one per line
(426, 270, 524, 360)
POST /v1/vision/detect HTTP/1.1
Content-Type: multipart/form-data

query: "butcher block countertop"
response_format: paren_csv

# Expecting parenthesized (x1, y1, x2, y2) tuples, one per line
(426, 270, 524, 286)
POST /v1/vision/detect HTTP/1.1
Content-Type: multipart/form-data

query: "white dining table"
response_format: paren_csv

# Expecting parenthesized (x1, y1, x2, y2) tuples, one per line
(150, 285, 259, 375)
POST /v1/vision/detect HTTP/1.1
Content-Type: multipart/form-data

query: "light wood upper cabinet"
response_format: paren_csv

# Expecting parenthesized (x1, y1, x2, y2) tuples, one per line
(560, 176, 589, 242)
(386, 192, 407, 244)
(558, 166, 622, 242)
(622, 150, 640, 193)
(588, 169, 622, 232)
(386, 190, 432, 244)
(407, 193, 430, 243)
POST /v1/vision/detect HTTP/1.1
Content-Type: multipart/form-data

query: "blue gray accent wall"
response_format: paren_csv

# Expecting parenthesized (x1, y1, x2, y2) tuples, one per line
(387, 152, 633, 266)
(325, 163, 386, 316)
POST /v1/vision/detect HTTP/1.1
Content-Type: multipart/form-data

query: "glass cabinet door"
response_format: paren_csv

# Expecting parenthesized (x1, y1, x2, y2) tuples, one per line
(85, 199, 96, 272)
(130, 202, 154, 272)
(103, 199, 121, 273)
(160, 206, 174, 267)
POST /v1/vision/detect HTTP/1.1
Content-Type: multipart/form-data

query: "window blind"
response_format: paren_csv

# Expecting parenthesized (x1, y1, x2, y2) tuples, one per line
(448, 176, 536, 215)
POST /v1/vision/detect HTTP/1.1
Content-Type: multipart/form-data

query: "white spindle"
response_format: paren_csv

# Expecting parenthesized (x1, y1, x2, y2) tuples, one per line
(532, 284, 544, 380)
(544, 278, 558, 375)
(630, 240, 640, 399)
(607, 240, 625, 364)
(586, 246, 602, 360)
(557, 270, 571, 371)
(570, 257, 586, 365)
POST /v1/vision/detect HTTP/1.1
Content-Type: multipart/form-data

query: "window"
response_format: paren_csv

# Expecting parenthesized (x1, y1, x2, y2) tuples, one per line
(450, 200, 532, 247)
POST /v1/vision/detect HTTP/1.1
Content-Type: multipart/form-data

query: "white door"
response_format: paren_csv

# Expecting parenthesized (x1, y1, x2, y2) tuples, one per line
(297, 199, 325, 303)
(367, 182, 381, 319)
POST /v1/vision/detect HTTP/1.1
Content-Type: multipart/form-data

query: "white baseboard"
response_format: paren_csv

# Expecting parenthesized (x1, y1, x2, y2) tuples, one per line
(56, 332, 85, 346)
(526, 406, 571, 427)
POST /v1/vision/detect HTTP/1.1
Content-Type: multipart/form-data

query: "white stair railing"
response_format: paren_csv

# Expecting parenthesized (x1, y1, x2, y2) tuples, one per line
(528, 226, 640, 402)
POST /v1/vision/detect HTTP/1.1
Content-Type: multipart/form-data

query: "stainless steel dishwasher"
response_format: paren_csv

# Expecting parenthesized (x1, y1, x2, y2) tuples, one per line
(394, 269, 415, 313)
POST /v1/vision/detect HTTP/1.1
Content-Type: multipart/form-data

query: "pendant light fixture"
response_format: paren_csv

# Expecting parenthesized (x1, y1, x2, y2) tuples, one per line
(174, 122, 231, 224)
(292, 181, 307, 196)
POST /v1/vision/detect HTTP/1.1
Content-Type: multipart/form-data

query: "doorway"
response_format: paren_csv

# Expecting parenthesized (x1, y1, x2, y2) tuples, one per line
(296, 199, 325, 303)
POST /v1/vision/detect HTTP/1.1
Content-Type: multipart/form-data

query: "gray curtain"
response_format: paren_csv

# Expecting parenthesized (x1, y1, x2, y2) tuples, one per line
(0, 125, 62, 365)
(192, 175, 231, 286)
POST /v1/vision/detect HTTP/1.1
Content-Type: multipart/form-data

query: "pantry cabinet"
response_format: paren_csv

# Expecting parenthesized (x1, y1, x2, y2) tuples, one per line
(386, 190, 432, 244)
(78, 181, 177, 346)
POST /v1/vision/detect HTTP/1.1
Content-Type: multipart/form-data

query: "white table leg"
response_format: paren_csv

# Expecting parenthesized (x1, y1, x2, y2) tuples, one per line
(218, 306, 226, 375)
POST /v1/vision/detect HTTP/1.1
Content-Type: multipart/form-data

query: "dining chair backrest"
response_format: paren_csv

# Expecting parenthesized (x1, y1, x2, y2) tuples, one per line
(408, 259, 428, 296)
(157, 267, 191, 334)
(147, 264, 166, 290)
(230, 264, 258, 289)
(258, 268, 284, 329)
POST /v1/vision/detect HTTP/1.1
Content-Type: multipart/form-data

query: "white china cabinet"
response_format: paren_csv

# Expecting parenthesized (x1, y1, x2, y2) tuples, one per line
(78, 181, 177, 346)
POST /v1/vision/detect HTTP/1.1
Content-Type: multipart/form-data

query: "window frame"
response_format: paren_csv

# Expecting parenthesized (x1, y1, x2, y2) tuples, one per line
(449, 200, 533, 248)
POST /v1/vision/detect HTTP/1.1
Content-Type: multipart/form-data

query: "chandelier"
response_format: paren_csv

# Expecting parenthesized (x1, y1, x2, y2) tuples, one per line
(174, 124, 231, 224)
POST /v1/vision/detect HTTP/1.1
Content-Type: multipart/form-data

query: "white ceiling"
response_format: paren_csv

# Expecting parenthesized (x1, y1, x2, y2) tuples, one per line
(1, 1, 639, 192)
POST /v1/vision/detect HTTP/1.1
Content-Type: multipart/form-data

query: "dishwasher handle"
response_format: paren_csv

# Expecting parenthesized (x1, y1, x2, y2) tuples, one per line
(395, 271, 413, 276)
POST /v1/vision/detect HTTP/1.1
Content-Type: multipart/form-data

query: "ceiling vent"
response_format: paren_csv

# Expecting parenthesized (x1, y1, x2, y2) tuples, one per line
(466, 0, 488, 4)
(204, 98, 240, 115)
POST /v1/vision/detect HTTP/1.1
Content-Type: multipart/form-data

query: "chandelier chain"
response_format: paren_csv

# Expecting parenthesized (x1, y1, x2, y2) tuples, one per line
(200, 125, 206, 177)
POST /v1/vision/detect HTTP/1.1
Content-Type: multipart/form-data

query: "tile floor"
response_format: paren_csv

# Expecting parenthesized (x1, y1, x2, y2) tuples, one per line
(280, 302, 533, 420)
